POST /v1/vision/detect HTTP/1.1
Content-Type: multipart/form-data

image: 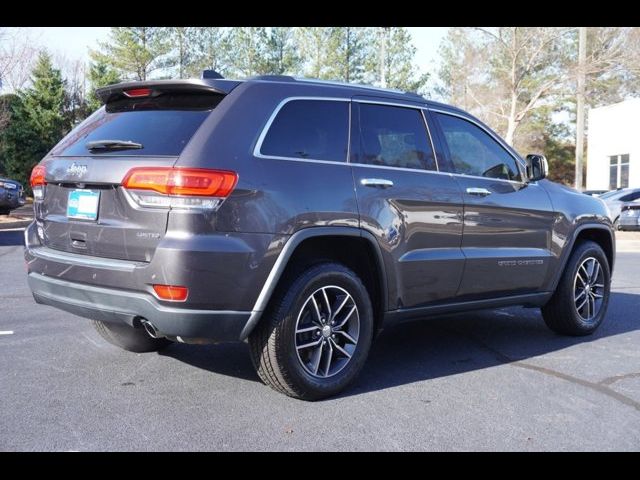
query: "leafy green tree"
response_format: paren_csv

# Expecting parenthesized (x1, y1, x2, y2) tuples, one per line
(90, 27, 171, 81)
(0, 52, 70, 189)
(86, 60, 121, 112)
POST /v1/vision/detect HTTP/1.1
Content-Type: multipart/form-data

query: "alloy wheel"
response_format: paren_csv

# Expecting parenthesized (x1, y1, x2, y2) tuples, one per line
(294, 285, 360, 378)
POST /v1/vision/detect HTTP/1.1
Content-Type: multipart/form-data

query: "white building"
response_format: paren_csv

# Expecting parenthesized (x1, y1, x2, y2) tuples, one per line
(587, 98, 640, 190)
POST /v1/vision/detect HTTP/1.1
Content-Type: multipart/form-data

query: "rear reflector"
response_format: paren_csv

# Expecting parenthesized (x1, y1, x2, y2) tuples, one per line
(123, 88, 153, 98)
(122, 167, 238, 197)
(153, 284, 189, 302)
(30, 165, 47, 187)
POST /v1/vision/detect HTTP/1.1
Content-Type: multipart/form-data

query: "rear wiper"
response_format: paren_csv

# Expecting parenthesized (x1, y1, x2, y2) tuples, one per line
(86, 140, 143, 151)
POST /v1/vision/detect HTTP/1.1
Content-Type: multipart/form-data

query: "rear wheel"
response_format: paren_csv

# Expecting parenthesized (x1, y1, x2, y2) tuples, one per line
(542, 240, 611, 336)
(249, 262, 374, 400)
(92, 320, 171, 353)
(0, 207, 10, 215)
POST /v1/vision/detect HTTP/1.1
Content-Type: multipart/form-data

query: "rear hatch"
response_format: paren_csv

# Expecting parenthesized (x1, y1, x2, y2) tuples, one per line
(33, 81, 230, 262)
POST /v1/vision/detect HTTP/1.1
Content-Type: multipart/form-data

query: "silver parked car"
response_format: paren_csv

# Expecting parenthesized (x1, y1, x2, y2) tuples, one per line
(599, 188, 640, 229)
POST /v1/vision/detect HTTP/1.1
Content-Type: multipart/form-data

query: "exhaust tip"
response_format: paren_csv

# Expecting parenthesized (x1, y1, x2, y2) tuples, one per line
(140, 319, 160, 339)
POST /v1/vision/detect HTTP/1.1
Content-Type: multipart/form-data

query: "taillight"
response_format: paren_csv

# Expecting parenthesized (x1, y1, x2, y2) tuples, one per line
(152, 284, 189, 302)
(30, 165, 46, 200)
(122, 167, 238, 210)
(30, 165, 46, 187)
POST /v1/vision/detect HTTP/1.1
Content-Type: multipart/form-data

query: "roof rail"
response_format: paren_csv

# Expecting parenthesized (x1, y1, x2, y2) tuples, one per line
(245, 75, 425, 101)
(301, 78, 424, 100)
(251, 75, 297, 82)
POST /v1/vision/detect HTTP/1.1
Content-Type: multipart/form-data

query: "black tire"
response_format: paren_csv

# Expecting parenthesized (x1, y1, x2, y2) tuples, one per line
(0, 207, 10, 215)
(92, 320, 171, 353)
(542, 240, 611, 336)
(248, 262, 374, 401)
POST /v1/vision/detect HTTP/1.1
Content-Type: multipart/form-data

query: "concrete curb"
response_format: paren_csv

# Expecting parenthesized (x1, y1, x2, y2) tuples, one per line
(0, 219, 31, 231)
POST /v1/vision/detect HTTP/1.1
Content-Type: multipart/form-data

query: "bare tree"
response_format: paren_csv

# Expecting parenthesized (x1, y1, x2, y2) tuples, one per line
(439, 27, 574, 145)
(0, 27, 38, 92)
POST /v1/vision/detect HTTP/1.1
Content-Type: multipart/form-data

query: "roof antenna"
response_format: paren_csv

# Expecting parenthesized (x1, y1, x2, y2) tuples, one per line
(202, 70, 224, 79)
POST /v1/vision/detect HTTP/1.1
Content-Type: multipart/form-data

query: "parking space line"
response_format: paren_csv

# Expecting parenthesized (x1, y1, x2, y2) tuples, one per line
(0, 331, 14, 335)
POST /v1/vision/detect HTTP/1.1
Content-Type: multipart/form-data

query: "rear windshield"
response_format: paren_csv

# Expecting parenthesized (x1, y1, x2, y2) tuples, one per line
(52, 92, 222, 157)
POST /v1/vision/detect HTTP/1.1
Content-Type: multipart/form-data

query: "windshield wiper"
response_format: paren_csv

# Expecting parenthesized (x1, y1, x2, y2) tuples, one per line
(86, 140, 143, 151)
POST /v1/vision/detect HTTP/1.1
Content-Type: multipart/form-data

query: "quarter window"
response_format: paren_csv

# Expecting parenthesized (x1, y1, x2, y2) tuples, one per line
(354, 103, 437, 171)
(435, 112, 522, 181)
(260, 100, 349, 162)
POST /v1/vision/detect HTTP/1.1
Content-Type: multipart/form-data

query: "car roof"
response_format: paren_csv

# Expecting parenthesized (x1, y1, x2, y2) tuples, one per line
(97, 74, 468, 115)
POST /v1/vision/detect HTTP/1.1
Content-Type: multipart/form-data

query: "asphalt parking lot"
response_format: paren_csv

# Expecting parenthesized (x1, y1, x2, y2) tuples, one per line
(1, 229, 639, 451)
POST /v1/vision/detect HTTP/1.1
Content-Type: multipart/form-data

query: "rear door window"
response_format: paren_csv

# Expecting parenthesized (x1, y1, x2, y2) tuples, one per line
(259, 99, 349, 162)
(52, 92, 222, 157)
(353, 103, 436, 171)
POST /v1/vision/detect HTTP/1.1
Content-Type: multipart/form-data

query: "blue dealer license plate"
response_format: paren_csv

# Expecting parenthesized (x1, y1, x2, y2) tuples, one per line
(67, 189, 100, 221)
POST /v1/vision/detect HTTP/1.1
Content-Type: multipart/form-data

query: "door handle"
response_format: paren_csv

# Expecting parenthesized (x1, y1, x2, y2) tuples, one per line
(466, 187, 492, 196)
(361, 178, 394, 188)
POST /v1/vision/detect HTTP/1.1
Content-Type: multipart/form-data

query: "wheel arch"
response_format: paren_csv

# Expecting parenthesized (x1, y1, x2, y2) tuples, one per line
(239, 227, 388, 340)
(549, 223, 615, 293)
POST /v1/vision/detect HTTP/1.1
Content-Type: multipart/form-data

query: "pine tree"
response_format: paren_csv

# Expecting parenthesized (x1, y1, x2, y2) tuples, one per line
(367, 27, 429, 94)
(225, 27, 269, 77)
(296, 27, 336, 79)
(86, 60, 121, 112)
(168, 27, 199, 79)
(325, 27, 371, 83)
(0, 52, 70, 189)
(89, 27, 171, 81)
(261, 27, 302, 75)
(188, 27, 229, 78)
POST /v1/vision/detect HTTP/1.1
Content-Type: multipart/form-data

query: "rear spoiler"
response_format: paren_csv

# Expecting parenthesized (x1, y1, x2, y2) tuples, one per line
(96, 79, 242, 104)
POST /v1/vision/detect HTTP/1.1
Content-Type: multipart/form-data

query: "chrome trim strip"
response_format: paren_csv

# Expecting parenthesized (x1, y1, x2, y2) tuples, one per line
(253, 96, 351, 163)
(352, 98, 427, 109)
(428, 107, 527, 171)
(350, 162, 453, 177)
(30, 246, 143, 272)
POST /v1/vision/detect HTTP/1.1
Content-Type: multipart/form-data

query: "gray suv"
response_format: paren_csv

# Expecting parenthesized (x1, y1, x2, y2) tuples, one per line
(25, 74, 615, 400)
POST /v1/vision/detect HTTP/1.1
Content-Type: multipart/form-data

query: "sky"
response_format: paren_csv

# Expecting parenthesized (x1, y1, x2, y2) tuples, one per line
(28, 27, 449, 77)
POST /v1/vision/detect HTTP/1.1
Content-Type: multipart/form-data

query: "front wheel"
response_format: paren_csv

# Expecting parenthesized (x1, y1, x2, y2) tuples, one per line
(542, 240, 611, 336)
(249, 262, 374, 401)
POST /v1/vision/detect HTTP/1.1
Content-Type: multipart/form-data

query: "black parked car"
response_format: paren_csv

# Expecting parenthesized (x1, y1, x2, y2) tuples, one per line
(24, 74, 615, 400)
(0, 177, 26, 215)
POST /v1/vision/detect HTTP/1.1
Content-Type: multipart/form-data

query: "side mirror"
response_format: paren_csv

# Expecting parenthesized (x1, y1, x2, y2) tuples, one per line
(526, 154, 548, 182)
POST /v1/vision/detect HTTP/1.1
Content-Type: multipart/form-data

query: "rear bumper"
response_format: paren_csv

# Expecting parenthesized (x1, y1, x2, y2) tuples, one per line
(28, 272, 251, 341)
(619, 217, 640, 230)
